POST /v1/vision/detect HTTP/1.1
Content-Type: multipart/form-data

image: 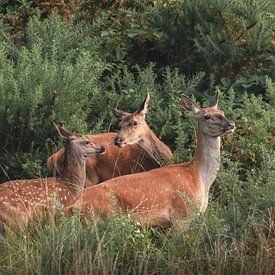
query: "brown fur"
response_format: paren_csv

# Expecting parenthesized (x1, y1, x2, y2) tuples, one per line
(65, 162, 201, 227)
(0, 178, 74, 228)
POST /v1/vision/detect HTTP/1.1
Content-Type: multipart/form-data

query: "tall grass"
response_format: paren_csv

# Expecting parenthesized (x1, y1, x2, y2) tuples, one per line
(0, 203, 274, 274)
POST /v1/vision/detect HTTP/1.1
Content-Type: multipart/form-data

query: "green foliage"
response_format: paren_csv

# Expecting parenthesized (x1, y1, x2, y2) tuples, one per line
(0, 14, 105, 180)
(2, 1, 274, 91)
(149, 0, 275, 82)
(0, 213, 157, 274)
(26, 12, 100, 61)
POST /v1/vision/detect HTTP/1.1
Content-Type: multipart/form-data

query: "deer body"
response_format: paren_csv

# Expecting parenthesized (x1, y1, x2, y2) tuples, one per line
(65, 163, 201, 226)
(0, 125, 105, 228)
(0, 178, 74, 227)
(64, 95, 235, 227)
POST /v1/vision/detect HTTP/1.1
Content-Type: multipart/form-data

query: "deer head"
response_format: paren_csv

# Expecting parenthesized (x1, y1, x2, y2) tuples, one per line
(54, 124, 106, 157)
(182, 94, 235, 137)
(112, 93, 151, 147)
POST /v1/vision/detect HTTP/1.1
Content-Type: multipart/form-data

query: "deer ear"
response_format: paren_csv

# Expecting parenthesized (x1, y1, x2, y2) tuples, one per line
(209, 93, 218, 108)
(54, 123, 75, 140)
(111, 108, 130, 119)
(137, 93, 150, 116)
(182, 95, 200, 115)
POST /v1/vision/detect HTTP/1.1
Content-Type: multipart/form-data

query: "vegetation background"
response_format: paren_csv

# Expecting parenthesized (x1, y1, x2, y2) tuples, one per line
(0, 0, 274, 274)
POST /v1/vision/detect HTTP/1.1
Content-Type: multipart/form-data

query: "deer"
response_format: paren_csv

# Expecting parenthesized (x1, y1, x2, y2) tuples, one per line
(0, 124, 105, 229)
(64, 94, 235, 227)
(47, 94, 172, 186)
(112, 93, 173, 166)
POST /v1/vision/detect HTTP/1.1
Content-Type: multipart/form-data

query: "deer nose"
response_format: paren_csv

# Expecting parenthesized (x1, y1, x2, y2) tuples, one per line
(114, 137, 122, 146)
(228, 121, 235, 130)
(97, 146, 105, 154)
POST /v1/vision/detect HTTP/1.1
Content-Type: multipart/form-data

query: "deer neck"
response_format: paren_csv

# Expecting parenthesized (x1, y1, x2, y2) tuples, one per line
(61, 145, 86, 194)
(192, 123, 221, 194)
(139, 125, 173, 166)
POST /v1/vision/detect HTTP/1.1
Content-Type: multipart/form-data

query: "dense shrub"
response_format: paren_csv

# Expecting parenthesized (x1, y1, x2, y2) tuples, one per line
(0, 14, 105, 180)
(1, 1, 274, 88)
(149, 0, 275, 76)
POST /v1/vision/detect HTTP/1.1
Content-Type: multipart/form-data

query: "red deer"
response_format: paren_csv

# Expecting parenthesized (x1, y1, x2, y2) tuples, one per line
(0, 124, 105, 229)
(47, 94, 172, 186)
(64, 94, 235, 227)
(112, 93, 173, 165)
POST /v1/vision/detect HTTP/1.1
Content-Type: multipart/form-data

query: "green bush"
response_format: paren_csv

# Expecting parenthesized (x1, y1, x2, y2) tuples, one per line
(0, 14, 105, 181)
(148, 0, 275, 81)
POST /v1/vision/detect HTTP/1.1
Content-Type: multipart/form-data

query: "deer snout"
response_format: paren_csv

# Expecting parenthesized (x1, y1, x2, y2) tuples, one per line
(114, 137, 122, 147)
(97, 146, 106, 154)
(224, 121, 235, 133)
(228, 121, 235, 130)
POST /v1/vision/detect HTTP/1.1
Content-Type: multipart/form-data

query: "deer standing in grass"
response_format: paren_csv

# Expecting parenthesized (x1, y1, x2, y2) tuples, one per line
(47, 94, 172, 186)
(0, 124, 105, 229)
(64, 94, 235, 227)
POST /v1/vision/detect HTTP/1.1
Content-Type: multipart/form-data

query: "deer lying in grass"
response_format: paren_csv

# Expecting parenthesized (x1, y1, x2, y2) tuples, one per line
(47, 94, 172, 186)
(0, 124, 105, 229)
(64, 94, 235, 227)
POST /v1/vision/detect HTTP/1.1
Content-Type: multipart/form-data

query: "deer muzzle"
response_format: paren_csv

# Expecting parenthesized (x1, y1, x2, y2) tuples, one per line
(114, 137, 123, 147)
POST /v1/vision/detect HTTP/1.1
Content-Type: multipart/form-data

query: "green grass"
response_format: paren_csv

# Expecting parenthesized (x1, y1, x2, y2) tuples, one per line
(0, 199, 274, 275)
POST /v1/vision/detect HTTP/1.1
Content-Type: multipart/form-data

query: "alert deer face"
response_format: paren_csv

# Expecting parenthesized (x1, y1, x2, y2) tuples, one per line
(54, 124, 106, 157)
(112, 94, 151, 147)
(182, 94, 235, 137)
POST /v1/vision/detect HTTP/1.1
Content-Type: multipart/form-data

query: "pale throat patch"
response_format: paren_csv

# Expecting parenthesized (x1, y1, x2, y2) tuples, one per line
(198, 135, 221, 209)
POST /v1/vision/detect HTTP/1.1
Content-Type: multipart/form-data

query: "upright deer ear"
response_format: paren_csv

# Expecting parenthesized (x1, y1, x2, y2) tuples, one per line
(209, 93, 218, 108)
(111, 108, 130, 119)
(137, 93, 150, 116)
(54, 123, 75, 140)
(182, 95, 200, 115)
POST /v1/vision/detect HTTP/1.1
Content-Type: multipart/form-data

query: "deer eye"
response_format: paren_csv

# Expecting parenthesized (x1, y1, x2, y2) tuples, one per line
(133, 121, 139, 126)
(85, 141, 90, 145)
(204, 114, 210, 120)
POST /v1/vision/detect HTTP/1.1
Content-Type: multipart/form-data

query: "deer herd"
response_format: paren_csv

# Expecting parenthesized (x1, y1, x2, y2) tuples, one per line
(0, 93, 235, 232)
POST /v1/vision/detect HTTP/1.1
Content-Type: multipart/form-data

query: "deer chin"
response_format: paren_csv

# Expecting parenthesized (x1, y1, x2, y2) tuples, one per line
(116, 143, 127, 148)
(84, 147, 106, 157)
(225, 128, 235, 134)
(223, 127, 235, 135)
(209, 127, 235, 137)
(117, 139, 138, 147)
